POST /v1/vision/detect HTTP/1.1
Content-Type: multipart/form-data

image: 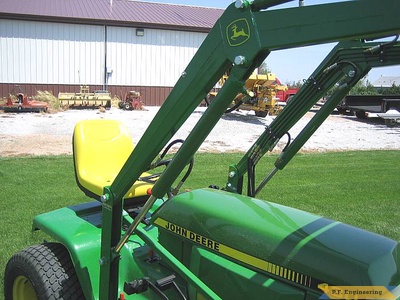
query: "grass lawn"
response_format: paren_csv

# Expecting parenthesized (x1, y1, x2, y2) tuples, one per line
(0, 150, 399, 297)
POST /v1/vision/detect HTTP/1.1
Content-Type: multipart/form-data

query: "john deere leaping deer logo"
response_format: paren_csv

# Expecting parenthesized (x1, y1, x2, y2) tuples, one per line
(226, 18, 250, 46)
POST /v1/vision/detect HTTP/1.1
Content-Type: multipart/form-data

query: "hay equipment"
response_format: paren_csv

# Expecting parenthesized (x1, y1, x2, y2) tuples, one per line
(118, 91, 144, 110)
(1, 85, 48, 113)
(58, 85, 112, 109)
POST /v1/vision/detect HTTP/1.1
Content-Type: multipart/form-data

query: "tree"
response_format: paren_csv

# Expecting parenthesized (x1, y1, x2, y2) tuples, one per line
(258, 61, 271, 74)
(348, 78, 376, 95)
(285, 80, 303, 89)
(381, 83, 400, 95)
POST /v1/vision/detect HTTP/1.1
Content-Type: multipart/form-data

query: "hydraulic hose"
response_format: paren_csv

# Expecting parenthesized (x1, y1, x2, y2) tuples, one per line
(204, 95, 243, 114)
(364, 34, 399, 54)
(225, 99, 244, 113)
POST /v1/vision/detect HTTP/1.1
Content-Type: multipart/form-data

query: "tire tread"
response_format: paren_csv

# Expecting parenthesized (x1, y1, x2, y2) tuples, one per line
(4, 243, 85, 300)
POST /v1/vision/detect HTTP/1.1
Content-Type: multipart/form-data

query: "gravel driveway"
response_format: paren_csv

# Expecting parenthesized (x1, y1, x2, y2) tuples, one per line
(0, 107, 399, 156)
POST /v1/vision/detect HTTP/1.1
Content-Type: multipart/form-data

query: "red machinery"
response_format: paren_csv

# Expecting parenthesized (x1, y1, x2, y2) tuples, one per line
(118, 91, 144, 110)
(2, 85, 48, 112)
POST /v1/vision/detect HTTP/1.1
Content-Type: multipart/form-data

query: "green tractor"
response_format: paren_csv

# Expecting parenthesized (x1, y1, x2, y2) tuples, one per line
(4, 0, 400, 299)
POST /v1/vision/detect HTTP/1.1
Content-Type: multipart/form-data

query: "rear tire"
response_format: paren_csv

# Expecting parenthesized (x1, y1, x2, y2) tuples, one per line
(355, 110, 366, 119)
(4, 243, 84, 300)
(255, 111, 268, 118)
(385, 119, 396, 127)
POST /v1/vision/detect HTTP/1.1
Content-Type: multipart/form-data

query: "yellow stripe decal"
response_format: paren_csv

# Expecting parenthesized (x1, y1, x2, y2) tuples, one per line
(153, 217, 316, 289)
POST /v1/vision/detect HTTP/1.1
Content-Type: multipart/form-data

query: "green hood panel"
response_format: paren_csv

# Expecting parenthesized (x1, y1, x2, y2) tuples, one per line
(152, 188, 399, 288)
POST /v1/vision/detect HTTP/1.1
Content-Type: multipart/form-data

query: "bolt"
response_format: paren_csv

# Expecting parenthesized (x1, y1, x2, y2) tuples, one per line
(348, 70, 355, 78)
(99, 257, 107, 265)
(181, 71, 187, 78)
(229, 171, 236, 178)
(235, 0, 245, 8)
(100, 194, 109, 203)
(234, 55, 247, 66)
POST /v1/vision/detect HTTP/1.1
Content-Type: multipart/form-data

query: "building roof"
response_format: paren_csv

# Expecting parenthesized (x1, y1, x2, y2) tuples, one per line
(373, 76, 400, 88)
(0, 0, 224, 32)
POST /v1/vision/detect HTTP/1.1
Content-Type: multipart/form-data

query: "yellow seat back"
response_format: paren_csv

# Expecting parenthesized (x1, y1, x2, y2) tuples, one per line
(73, 119, 152, 201)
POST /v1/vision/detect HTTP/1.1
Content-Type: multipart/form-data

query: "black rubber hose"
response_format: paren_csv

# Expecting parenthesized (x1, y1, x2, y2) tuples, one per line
(225, 99, 244, 114)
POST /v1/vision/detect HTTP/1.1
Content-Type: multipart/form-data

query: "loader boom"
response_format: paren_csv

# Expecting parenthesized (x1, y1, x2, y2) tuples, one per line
(98, 1, 400, 298)
(230, 39, 400, 196)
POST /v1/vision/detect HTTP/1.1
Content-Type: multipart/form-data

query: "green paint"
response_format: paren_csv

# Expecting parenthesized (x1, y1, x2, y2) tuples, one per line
(21, 1, 400, 299)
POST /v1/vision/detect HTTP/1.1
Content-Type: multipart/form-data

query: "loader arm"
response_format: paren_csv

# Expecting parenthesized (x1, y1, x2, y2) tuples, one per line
(98, 1, 400, 299)
(228, 39, 400, 196)
(110, 0, 400, 202)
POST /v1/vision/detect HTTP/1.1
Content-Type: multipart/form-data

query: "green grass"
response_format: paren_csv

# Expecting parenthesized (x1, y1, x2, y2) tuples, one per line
(183, 150, 400, 240)
(0, 151, 399, 297)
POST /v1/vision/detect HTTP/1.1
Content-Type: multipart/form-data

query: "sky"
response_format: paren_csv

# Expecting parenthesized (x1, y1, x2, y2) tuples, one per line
(142, 0, 399, 84)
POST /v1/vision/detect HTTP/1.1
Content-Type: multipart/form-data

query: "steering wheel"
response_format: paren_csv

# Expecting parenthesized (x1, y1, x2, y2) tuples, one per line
(138, 139, 194, 196)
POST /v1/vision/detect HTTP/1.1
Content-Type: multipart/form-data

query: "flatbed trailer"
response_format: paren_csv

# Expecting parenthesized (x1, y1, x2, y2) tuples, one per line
(376, 110, 400, 126)
(337, 94, 400, 118)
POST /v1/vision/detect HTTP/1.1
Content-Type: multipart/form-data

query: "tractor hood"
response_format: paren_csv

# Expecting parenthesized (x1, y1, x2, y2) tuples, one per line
(151, 188, 399, 290)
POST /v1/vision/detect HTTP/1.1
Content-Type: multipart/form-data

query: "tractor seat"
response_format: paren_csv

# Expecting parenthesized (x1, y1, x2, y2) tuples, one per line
(73, 119, 153, 204)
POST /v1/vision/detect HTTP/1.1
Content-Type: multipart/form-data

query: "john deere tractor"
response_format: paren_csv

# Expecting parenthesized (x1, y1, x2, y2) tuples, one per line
(4, 0, 400, 299)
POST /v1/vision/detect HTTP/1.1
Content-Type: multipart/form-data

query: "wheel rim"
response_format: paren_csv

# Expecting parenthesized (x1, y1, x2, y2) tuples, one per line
(13, 275, 38, 300)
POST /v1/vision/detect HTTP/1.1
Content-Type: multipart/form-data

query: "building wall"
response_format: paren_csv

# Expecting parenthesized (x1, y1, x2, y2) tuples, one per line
(0, 19, 207, 105)
(106, 26, 205, 87)
(0, 19, 104, 85)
